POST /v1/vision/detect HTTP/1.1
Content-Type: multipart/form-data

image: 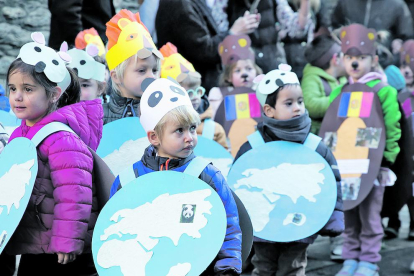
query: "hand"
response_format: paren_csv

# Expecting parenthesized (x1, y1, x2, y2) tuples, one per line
(391, 39, 403, 54)
(230, 11, 260, 35)
(57, 253, 77, 264)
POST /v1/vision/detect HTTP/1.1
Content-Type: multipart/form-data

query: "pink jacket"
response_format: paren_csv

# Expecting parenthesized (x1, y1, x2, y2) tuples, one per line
(6, 99, 103, 255)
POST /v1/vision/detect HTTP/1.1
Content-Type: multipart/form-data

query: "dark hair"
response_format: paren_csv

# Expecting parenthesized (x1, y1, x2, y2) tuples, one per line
(265, 83, 300, 107)
(304, 35, 338, 70)
(93, 55, 108, 103)
(7, 58, 81, 114)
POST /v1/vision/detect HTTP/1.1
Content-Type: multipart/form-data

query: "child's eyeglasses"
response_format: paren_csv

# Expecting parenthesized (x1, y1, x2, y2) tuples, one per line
(187, 86, 206, 100)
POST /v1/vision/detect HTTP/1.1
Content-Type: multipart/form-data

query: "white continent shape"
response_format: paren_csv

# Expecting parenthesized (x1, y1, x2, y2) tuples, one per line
(166, 263, 191, 276)
(102, 138, 150, 177)
(98, 189, 213, 275)
(0, 159, 34, 214)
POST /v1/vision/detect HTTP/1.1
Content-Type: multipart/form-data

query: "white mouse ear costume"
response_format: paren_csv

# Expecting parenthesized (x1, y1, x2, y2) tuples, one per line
(17, 32, 72, 93)
(254, 64, 300, 106)
(67, 45, 106, 82)
(140, 77, 193, 133)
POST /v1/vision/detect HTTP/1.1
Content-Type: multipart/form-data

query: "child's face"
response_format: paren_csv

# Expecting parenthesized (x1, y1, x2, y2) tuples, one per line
(181, 83, 204, 111)
(230, 59, 257, 88)
(264, 85, 305, 120)
(400, 65, 414, 86)
(155, 119, 198, 159)
(343, 54, 375, 81)
(8, 71, 53, 126)
(116, 55, 160, 99)
(79, 78, 102, 101)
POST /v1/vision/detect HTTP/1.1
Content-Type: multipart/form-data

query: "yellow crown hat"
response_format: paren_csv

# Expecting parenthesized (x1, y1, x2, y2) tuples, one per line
(105, 9, 163, 71)
(159, 42, 201, 82)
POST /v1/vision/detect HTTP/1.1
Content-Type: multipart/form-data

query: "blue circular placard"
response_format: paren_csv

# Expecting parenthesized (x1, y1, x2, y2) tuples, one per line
(92, 171, 227, 276)
(0, 137, 38, 253)
(194, 136, 233, 178)
(227, 141, 337, 242)
(97, 118, 148, 177)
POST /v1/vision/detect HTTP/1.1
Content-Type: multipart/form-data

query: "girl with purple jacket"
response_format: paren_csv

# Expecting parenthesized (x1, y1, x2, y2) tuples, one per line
(4, 33, 103, 276)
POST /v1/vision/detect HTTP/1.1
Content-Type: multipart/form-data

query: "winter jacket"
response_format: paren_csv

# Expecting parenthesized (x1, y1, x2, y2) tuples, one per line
(330, 79, 401, 165)
(234, 118, 344, 244)
(331, 0, 413, 46)
(102, 91, 140, 125)
(156, 0, 230, 92)
(111, 145, 242, 275)
(301, 64, 347, 134)
(196, 96, 228, 149)
(6, 99, 103, 255)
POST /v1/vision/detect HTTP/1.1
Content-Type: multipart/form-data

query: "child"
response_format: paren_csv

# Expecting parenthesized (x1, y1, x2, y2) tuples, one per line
(4, 32, 103, 275)
(332, 24, 401, 276)
(67, 45, 108, 103)
(400, 40, 414, 93)
(234, 64, 344, 275)
(159, 42, 228, 149)
(110, 77, 242, 276)
(208, 34, 262, 119)
(103, 9, 163, 124)
(302, 34, 347, 134)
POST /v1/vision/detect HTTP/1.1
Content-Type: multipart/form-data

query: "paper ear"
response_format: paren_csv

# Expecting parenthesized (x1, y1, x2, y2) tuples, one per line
(238, 38, 247, 47)
(219, 44, 224, 54)
(60, 41, 68, 52)
(118, 18, 131, 30)
(58, 51, 72, 63)
(278, 64, 292, 72)
(141, 78, 156, 92)
(86, 44, 99, 57)
(253, 74, 265, 84)
(31, 32, 45, 45)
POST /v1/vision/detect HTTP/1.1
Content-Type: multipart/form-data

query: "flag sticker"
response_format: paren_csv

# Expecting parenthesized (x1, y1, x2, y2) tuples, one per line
(338, 92, 373, 118)
(224, 93, 261, 121)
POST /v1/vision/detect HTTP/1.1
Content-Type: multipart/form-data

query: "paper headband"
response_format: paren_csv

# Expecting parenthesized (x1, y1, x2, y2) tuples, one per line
(400, 40, 414, 73)
(312, 43, 341, 68)
(218, 34, 255, 66)
(75, 27, 106, 57)
(159, 42, 201, 83)
(140, 77, 193, 133)
(340, 24, 377, 56)
(253, 64, 300, 106)
(106, 9, 163, 71)
(67, 45, 106, 82)
(18, 32, 71, 93)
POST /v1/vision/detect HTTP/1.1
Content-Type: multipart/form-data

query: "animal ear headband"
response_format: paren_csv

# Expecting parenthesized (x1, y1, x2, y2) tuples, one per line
(67, 44, 106, 82)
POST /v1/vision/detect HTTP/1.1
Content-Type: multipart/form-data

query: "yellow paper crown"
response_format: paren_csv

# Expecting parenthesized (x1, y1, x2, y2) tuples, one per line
(159, 42, 200, 82)
(105, 10, 163, 70)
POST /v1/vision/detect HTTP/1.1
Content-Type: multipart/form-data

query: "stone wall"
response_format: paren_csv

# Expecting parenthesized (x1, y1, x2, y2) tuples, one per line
(0, 0, 138, 78)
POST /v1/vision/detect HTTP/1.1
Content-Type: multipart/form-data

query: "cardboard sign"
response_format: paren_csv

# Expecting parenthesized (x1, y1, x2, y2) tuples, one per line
(320, 83, 386, 210)
(92, 171, 227, 276)
(97, 117, 148, 177)
(0, 110, 21, 135)
(214, 87, 263, 157)
(227, 136, 337, 242)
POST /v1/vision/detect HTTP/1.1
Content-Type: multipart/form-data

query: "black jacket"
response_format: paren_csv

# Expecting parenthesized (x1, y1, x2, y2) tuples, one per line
(102, 92, 140, 125)
(156, 0, 230, 93)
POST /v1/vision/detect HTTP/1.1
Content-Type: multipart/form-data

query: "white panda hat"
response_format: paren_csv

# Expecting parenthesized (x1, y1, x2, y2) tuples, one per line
(253, 64, 300, 106)
(140, 77, 194, 133)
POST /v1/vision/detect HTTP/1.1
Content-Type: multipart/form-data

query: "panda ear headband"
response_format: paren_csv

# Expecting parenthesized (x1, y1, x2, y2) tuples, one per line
(17, 32, 72, 94)
(253, 64, 300, 106)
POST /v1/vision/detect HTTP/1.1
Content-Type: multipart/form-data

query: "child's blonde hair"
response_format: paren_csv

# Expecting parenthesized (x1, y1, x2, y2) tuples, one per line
(218, 59, 262, 87)
(111, 53, 161, 96)
(154, 105, 201, 139)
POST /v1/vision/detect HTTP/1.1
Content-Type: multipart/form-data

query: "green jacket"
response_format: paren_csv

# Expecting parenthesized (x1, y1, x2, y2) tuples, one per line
(301, 64, 347, 134)
(330, 79, 401, 165)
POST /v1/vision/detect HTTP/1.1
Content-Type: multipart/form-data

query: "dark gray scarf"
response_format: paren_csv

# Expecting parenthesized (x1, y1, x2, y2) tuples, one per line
(257, 111, 312, 144)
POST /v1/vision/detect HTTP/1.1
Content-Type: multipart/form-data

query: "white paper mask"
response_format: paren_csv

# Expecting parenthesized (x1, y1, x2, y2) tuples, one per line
(17, 32, 72, 92)
(140, 78, 193, 133)
(67, 45, 105, 82)
(254, 64, 300, 106)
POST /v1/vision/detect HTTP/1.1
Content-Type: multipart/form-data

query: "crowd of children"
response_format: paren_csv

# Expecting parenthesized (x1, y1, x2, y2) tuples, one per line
(1, 3, 414, 276)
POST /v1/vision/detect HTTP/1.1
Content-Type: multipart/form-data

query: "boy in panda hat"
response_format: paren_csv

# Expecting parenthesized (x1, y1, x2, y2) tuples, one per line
(234, 64, 344, 276)
(110, 77, 242, 276)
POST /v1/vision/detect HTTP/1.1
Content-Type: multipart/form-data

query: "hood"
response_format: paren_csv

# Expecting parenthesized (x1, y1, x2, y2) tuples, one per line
(303, 64, 338, 82)
(10, 99, 103, 151)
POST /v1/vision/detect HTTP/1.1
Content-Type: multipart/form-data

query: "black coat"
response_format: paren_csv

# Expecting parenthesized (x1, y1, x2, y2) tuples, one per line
(156, 0, 230, 93)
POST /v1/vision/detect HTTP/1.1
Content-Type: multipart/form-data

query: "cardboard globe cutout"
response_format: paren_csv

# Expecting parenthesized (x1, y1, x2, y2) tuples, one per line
(319, 83, 386, 211)
(92, 161, 227, 276)
(227, 131, 337, 242)
(97, 117, 148, 178)
(0, 111, 21, 135)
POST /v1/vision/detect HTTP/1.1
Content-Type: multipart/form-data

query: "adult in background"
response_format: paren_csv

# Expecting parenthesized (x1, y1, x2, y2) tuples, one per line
(156, 0, 260, 93)
(48, 0, 115, 50)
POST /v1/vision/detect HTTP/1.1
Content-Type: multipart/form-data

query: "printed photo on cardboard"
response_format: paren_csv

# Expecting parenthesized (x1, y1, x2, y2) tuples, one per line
(355, 127, 382, 149)
(341, 178, 361, 201)
(323, 132, 338, 152)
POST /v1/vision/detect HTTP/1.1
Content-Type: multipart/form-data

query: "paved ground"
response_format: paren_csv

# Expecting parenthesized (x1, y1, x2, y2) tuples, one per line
(243, 206, 414, 276)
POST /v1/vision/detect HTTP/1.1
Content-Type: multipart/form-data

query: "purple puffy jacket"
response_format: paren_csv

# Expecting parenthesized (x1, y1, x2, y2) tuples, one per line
(6, 99, 103, 255)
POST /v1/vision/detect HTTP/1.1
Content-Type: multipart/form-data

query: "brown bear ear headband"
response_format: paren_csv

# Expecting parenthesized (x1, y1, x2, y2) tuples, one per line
(340, 24, 377, 56)
(218, 34, 255, 66)
(400, 39, 414, 73)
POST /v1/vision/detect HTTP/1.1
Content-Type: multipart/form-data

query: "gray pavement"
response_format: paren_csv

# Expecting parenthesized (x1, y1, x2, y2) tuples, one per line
(242, 206, 414, 276)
